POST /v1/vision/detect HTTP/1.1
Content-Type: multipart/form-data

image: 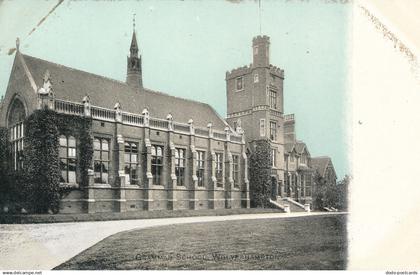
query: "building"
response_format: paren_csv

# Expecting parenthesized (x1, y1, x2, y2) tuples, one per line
(0, 30, 336, 214)
(0, 32, 249, 213)
(225, 35, 336, 208)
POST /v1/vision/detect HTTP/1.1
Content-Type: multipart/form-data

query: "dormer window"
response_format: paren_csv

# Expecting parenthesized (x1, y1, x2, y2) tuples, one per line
(236, 77, 244, 91)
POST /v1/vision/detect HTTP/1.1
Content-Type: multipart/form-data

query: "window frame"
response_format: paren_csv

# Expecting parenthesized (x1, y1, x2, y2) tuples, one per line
(196, 150, 205, 187)
(215, 152, 224, 187)
(269, 89, 277, 109)
(232, 154, 240, 188)
(124, 141, 139, 185)
(93, 137, 110, 184)
(269, 121, 277, 141)
(10, 122, 24, 171)
(151, 144, 164, 185)
(236, 76, 244, 91)
(175, 147, 186, 186)
(59, 135, 77, 184)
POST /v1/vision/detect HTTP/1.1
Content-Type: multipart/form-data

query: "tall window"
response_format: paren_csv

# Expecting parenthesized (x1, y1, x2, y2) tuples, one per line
(215, 152, 223, 187)
(269, 89, 277, 109)
(270, 121, 277, 141)
(94, 138, 109, 184)
(59, 135, 77, 183)
(151, 145, 164, 185)
(196, 150, 205, 187)
(232, 155, 239, 188)
(254, 73, 259, 83)
(300, 174, 305, 197)
(124, 142, 139, 185)
(260, 119, 266, 137)
(271, 148, 276, 168)
(290, 153, 294, 163)
(10, 122, 24, 171)
(236, 77, 243, 91)
(305, 174, 312, 197)
(175, 148, 186, 186)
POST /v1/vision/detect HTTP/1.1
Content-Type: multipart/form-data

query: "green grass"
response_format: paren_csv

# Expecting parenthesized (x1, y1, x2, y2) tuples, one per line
(55, 214, 347, 270)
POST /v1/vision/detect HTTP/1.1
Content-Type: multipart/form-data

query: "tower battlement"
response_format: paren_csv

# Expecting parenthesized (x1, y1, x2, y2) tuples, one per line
(225, 65, 252, 80)
(252, 35, 270, 44)
(269, 65, 285, 78)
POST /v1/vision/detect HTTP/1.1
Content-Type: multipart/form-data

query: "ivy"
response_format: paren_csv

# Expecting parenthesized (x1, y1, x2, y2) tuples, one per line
(249, 139, 273, 208)
(0, 109, 93, 214)
(23, 109, 61, 213)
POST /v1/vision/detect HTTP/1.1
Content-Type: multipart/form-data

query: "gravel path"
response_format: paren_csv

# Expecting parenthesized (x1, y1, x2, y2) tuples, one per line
(0, 212, 345, 270)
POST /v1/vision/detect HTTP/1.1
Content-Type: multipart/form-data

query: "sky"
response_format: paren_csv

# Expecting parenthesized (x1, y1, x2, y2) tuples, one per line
(0, 0, 351, 179)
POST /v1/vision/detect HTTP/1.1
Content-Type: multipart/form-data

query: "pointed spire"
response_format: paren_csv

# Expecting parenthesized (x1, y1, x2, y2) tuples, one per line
(130, 13, 138, 56)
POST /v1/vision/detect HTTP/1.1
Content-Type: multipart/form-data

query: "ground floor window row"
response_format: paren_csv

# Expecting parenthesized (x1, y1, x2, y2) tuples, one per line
(59, 136, 244, 188)
(283, 172, 313, 197)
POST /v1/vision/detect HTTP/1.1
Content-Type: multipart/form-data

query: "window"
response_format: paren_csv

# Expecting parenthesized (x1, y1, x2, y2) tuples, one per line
(305, 174, 312, 196)
(269, 89, 277, 109)
(271, 148, 276, 168)
(253, 45, 258, 55)
(260, 119, 266, 137)
(215, 153, 223, 187)
(151, 145, 164, 185)
(236, 77, 243, 91)
(59, 135, 77, 183)
(175, 148, 186, 186)
(124, 142, 139, 185)
(300, 154, 306, 165)
(300, 174, 305, 197)
(196, 150, 205, 187)
(94, 138, 110, 184)
(10, 122, 24, 171)
(232, 155, 239, 188)
(233, 121, 237, 131)
(270, 121, 277, 141)
(290, 153, 294, 163)
(254, 73, 259, 83)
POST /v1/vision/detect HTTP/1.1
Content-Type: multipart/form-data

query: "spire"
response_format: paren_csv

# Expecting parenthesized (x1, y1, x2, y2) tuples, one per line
(130, 31, 138, 56)
(130, 13, 138, 56)
(126, 13, 143, 89)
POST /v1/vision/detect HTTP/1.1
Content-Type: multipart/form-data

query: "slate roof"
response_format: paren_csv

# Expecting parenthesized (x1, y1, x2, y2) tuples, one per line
(311, 156, 332, 177)
(284, 140, 308, 155)
(20, 53, 227, 129)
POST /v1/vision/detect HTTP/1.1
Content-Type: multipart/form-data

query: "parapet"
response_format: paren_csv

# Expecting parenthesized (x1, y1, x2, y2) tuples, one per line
(284, 113, 295, 122)
(252, 35, 270, 45)
(226, 65, 252, 80)
(269, 64, 285, 78)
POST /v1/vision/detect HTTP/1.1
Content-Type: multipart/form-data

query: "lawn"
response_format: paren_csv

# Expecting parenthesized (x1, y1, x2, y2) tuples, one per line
(55, 214, 347, 270)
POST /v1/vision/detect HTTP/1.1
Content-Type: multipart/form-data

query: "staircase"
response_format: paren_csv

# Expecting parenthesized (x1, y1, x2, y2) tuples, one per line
(276, 197, 309, 213)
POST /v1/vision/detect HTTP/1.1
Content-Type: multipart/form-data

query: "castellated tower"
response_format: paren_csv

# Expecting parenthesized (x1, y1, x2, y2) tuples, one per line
(226, 35, 286, 194)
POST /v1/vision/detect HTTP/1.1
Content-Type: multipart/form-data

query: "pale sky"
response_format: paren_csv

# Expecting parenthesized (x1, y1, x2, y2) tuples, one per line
(0, 0, 351, 179)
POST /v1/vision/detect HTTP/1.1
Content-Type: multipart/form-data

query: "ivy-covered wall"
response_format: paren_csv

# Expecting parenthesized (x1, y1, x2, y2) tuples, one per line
(249, 139, 273, 208)
(0, 109, 93, 214)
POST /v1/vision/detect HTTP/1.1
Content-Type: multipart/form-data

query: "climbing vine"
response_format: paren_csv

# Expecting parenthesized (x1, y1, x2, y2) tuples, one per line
(249, 139, 273, 208)
(1, 108, 93, 214)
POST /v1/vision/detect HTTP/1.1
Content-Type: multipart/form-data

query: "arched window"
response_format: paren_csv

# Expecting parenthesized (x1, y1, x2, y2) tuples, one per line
(59, 135, 77, 183)
(8, 99, 26, 171)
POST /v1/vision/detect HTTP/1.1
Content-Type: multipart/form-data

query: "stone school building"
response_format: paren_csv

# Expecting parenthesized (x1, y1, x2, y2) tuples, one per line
(0, 30, 335, 214)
